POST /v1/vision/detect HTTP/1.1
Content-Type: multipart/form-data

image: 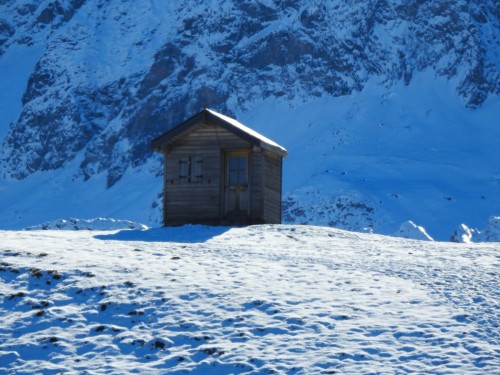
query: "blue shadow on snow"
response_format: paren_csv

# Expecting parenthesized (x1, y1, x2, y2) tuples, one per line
(94, 225, 231, 243)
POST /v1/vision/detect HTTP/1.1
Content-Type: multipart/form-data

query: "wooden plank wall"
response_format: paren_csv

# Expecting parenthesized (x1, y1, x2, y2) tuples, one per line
(262, 151, 283, 224)
(250, 148, 264, 222)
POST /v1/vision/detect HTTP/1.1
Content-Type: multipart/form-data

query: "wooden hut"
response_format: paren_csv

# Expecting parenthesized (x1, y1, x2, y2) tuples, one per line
(151, 108, 288, 226)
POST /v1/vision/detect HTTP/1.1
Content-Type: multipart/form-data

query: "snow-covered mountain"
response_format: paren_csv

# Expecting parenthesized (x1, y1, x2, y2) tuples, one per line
(1, 225, 499, 373)
(0, 0, 499, 239)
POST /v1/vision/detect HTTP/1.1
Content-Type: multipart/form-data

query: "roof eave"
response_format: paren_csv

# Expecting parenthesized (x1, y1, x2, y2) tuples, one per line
(205, 110, 288, 157)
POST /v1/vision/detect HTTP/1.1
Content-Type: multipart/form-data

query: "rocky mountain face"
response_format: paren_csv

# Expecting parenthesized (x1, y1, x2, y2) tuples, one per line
(1, 0, 498, 187)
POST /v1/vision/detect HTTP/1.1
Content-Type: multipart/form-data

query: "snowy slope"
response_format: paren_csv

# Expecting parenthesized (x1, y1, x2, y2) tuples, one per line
(0, 76, 498, 240)
(0, 0, 499, 239)
(1, 225, 498, 373)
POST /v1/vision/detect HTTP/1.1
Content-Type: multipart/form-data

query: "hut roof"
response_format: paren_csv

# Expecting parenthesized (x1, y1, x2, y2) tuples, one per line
(151, 108, 288, 157)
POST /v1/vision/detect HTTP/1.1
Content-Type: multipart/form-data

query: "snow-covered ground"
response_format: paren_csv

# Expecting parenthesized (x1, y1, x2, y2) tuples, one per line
(1, 224, 498, 374)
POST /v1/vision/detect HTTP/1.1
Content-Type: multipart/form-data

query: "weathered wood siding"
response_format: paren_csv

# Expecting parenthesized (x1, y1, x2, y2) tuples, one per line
(249, 147, 263, 222)
(163, 122, 252, 226)
(262, 151, 283, 224)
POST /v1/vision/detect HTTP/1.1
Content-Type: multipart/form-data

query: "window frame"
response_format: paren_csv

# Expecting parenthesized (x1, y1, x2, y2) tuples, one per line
(226, 150, 249, 187)
(179, 156, 203, 183)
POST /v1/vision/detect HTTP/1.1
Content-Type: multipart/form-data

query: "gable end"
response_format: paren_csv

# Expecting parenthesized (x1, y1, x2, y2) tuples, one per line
(151, 108, 287, 157)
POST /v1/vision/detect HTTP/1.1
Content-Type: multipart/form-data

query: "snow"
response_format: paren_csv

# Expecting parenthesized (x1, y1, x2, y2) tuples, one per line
(24, 217, 148, 231)
(0, 155, 163, 230)
(237, 73, 500, 240)
(1, 224, 498, 373)
(450, 224, 478, 243)
(0, 44, 44, 141)
(479, 216, 500, 243)
(393, 220, 434, 241)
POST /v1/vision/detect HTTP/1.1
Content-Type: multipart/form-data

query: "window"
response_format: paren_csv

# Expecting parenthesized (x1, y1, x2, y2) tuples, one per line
(228, 155, 248, 185)
(179, 156, 203, 183)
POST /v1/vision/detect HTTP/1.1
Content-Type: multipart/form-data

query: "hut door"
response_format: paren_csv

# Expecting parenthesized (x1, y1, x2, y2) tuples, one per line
(224, 151, 250, 219)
